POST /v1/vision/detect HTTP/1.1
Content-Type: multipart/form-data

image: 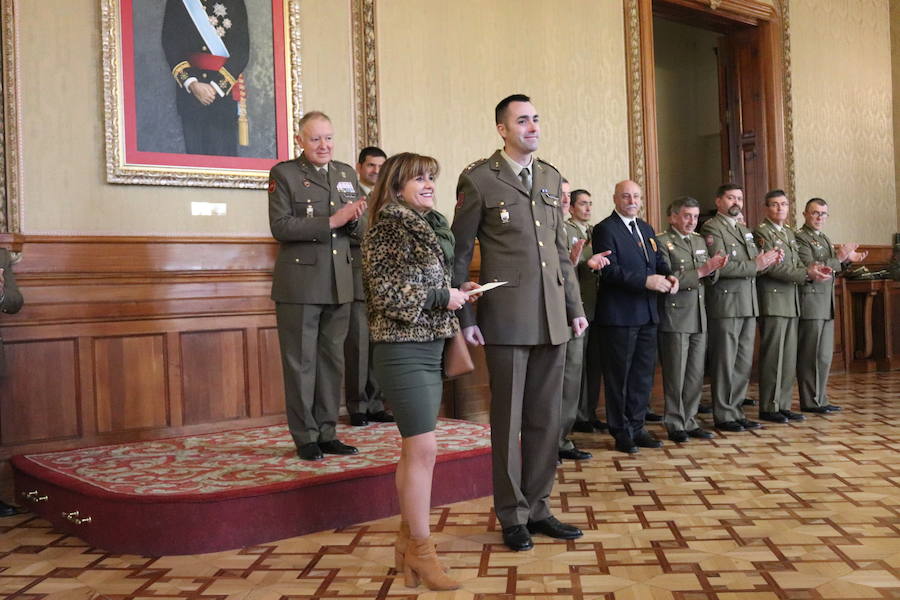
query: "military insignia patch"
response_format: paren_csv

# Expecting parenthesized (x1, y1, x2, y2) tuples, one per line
(267, 179, 276, 193)
(456, 192, 465, 209)
(666, 241, 674, 250)
(705, 235, 714, 247)
(648, 238, 657, 252)
(303, 179, 311, 188)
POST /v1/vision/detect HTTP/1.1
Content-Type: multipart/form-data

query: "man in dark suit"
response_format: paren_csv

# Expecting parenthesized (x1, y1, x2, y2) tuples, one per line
(0, 247, 23, 516)
(162, 0, 249, 156)
(592, 180, 676, 454)
(268, 111, 367, 461)
(453, 94, 587, 552)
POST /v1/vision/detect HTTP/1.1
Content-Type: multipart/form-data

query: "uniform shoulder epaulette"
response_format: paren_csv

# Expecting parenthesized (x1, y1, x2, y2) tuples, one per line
(535, 156, 559, 173)
(690, 231, 700, 236)
(758, 221, 769, 229)
(464, 158, 488, 172)
(332, 159, 354, 171)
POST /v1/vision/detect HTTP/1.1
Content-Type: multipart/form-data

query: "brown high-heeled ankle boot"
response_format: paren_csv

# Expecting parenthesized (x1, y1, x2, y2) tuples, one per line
(402, 536, 459, 590)
(394, 521, 410, 571)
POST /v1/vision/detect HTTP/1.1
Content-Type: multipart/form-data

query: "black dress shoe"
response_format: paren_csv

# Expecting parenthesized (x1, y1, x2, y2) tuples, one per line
(742, 398, 757, 406)
(779, 410, 805, 422)
(527, 516, 583, 539)
(697, 404, 712, 414)
(571, 421, 594, 433)
(667, 430, 688, 443)
(318, 440, 359, 455)
(614, 437, 639, 454)
(0, 501, 19, 517)
(367, 410, 395, 423)
(716, 421, 744, 432)
(801, 405, 829, 414)
(645, 411, 663, 422)
(738, 418, 761, 430)
(558, 448, 592, 461)
(501, 525, 534, 551)
(759, 411, 788, 423)
(349, 413, 369, 426)
(298, 442, 324, 461)
(634, 431, 663, 448)
(590, 419, 609, 431)
(687, 428, 714, 439)
(825, 404, 842, 412)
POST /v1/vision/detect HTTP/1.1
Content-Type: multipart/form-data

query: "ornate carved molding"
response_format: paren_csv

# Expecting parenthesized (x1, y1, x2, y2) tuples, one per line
(0, 0, 22, 233)
(351, 0, 379, 150)
(624, 0, 646, 191)
(778, 0, 795, 203)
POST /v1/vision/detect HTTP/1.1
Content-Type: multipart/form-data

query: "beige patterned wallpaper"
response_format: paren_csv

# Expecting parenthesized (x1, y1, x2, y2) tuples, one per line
(893, 0, 900, 233)
(791, 0, 897, 244)
(376, 0, 630, 221)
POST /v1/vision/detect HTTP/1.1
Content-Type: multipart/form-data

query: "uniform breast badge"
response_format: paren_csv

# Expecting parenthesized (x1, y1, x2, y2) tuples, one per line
(306, 205, 314, 218)
(303, 179, 311, 188)
(500, 208, 510, 224)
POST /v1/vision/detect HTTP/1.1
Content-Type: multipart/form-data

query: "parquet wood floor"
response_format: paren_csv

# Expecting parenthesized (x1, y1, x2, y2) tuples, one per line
(1, 371, 898, 599)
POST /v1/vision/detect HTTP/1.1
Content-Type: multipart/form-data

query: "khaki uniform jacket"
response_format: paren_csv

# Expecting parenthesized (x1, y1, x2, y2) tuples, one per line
(269, 154, 361, 305)
(0, 249, 24, 377)
(452, 150, 583, 346)
(700, 214, 760, 319)
(754, 219, 807, 317)
(657, 229, 717, 334)
(795, 225, 843, 320)
(564, 218, 597, 321)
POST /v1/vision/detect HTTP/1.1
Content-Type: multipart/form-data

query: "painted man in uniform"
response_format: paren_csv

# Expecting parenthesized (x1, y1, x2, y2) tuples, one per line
(656, 197, 727, 442)
(163, 0, 249, 156)
(700, 184, 780, 432)
(795, 198, 866, 414)
(453, 94, 588, 552)
(268, 111, 367, 461)
(754, 190, 832, 424)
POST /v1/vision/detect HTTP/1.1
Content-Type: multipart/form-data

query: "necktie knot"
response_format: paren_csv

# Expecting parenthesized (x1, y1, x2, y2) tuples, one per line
(519, 167, 532, 192)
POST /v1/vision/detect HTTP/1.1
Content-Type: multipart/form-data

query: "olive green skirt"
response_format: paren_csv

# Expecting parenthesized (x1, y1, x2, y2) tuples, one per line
(371, 339, 444, 438)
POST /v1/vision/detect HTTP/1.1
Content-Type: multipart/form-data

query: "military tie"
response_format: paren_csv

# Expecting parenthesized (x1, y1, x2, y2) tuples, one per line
(519, 166, 532, 192)
(629, 220, 649, 262)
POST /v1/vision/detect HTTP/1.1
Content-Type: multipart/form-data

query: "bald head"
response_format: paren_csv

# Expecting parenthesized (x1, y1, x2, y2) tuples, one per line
(613, 180, 642, 218)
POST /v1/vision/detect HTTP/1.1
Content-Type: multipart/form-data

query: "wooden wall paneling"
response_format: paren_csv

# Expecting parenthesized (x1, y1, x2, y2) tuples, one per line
(0, 339, 80, 445)
(165, 331, 183, 428)
(77, 336, 97, 438)
(180, 330, 248, 425)
(258, 327, 285, 417)
(245, 327, 262, 418)
(94, 334, 168, 433)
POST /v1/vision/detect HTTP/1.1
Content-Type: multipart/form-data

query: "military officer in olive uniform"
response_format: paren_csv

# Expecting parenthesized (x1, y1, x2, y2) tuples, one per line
(453, 94, 587, 552)
(795, 198, 866, 413)
(163, 0, 250, 156)
(754, 190, 832, 423)
(657, 197, 727, 442)
(0, 247, 23, 516)
(269, 111, 367, 461)
(700, 184, 780, 432)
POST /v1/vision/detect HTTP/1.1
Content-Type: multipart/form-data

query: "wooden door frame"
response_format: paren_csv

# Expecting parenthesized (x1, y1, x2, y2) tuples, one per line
(624, 0, 795, 230)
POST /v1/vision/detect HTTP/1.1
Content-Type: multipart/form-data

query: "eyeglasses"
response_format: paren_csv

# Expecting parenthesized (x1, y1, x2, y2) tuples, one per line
(810, 211, 829, 217)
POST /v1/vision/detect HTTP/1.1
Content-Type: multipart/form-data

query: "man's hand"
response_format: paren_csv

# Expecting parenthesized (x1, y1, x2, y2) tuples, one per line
(329, 200, 367, 229)
(754, 248, 780, 271)
(837, 242, 868, 263)
(666, 275, 679, 295)
(586, 250, 611, 271)
(569, 239, 586, 265)
(459, 281, 482, 302)
(697, 251, 728, 278)
(645, 274, 673, 293)
(462, 325, 485, 346)
(806, 263, 833, 282)
(188, 81, 217, 106)
(571, 316, 588, 337)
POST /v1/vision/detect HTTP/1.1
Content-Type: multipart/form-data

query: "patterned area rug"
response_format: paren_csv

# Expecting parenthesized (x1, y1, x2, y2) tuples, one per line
(14, 419, 491, 500)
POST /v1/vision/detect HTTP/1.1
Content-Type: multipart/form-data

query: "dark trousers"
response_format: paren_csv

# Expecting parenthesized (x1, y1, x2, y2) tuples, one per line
(484, 343, 565, 528)
(579, 322, 603, 422)
(344, 300, 385, 415)
(178, 96, 238, 156)
(276, 302, 351, 447)
(600, 323, 657, 441)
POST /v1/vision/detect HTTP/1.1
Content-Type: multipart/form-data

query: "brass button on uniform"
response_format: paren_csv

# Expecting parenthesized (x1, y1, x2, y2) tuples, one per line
(535, 220, 541, 227)
(331, 233, 337, 238)
(538, 241, 544, 247)
(541, 261, 546, 267)
(332, 249, 337, 255)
